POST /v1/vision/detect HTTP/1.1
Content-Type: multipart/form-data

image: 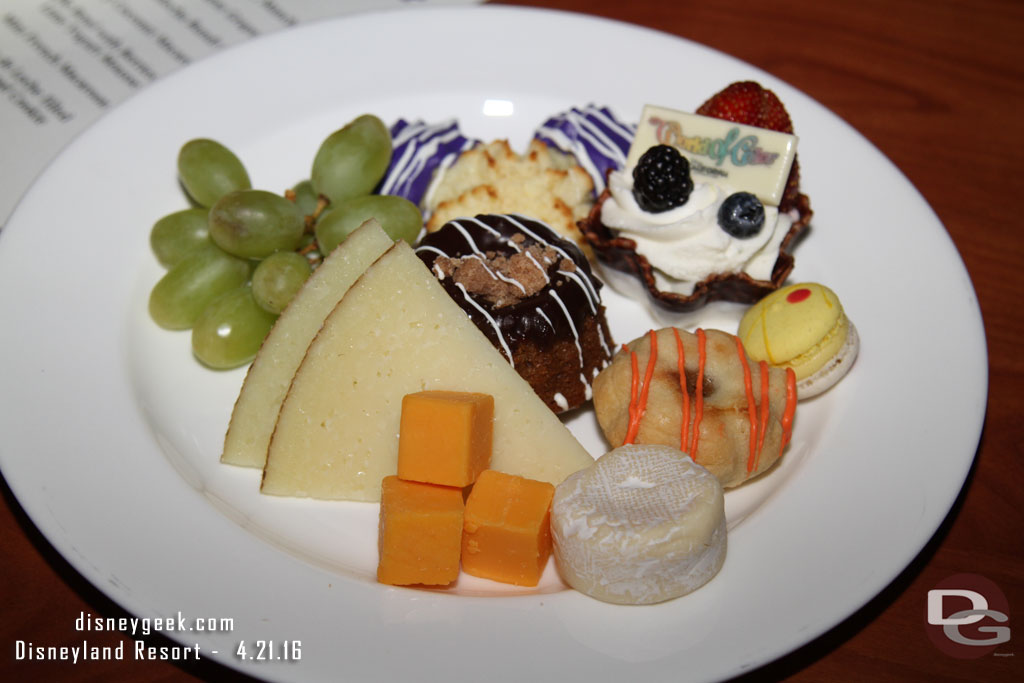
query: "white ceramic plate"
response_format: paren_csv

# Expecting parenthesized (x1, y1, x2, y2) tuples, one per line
(0, 6, 986, 682)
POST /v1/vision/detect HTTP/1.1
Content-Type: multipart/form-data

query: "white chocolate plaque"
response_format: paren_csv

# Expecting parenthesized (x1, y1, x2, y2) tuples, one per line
(626, 104, 798, 206)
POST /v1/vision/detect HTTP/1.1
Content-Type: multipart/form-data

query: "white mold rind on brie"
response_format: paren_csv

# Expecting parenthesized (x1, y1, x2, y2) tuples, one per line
(551, 444, 726, 605)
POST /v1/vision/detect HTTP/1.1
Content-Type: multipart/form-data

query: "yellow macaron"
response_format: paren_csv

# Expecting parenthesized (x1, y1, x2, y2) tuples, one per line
(738, 283, 858, 398)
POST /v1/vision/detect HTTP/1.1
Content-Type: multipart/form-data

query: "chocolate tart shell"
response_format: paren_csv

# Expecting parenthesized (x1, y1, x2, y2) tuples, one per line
(579, 187, 812, 314)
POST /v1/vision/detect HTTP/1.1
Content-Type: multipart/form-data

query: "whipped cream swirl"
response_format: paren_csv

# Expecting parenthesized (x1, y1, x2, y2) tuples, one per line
(600, 167, 793, 296)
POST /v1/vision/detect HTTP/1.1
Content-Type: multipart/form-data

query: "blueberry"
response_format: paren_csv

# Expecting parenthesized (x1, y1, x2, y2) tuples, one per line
(632, 145, 694, 213)
(718, 192, 765, 238)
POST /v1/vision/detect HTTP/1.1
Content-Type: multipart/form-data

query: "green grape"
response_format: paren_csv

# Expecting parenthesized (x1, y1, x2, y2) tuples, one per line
(150, 208, 210, 268)
(148, 242, 252, 330)
(209, 189, 305, 259)
(191, 285, 276, 369)
(315, 195, 422, 255)
(251, 251, 312, 314)
(290, 179, 320, 221)
(311, 114, 392, 204)
(177, 138, 251, 207)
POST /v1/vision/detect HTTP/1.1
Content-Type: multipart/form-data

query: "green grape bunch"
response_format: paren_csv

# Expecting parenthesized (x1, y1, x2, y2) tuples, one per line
(147, 113, 422, 370)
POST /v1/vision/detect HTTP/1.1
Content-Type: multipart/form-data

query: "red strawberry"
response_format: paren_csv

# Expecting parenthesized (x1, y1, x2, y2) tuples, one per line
(698, 81, 801, 210)
(696, 81, 794, 134)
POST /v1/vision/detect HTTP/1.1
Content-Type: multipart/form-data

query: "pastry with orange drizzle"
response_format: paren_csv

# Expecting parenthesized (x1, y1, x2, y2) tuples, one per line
(592, 327, 797, 488)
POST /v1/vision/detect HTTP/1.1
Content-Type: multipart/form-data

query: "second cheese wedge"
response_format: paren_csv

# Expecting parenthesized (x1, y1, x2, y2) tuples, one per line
(222, 220, 393, 468)
(261, 241, 595, 501)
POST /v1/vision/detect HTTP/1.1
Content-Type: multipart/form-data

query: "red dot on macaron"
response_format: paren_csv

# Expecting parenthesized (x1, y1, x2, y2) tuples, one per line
(786, 288, 812, 303)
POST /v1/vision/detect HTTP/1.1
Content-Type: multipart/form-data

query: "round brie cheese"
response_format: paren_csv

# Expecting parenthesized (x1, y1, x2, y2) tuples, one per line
(551, 444, 726, 605)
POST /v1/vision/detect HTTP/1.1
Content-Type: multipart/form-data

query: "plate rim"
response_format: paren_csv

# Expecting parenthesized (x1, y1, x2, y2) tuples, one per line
(0, 5, 988, 682)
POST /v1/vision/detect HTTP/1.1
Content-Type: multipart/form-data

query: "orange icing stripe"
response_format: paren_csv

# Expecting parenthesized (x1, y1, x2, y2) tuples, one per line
(690, 329, 706, 457)
(672, 328, 690, 455)
(639, 330, 659, 413)
(780, 367, 797, 457)
(624, 330, 658, 445)
(623, 344, 639, 444)
(736, 337, 759, 473)
(756, 360, 771, 471)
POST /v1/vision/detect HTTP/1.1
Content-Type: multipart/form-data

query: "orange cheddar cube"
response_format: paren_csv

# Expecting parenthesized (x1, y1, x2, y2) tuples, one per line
(377, 476, 464, 586)
(461, 469, 555, 587)
(397, 391, 493, 488)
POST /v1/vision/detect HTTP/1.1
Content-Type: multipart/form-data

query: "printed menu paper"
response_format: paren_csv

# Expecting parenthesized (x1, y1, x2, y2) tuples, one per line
(0, 0, 481, 228)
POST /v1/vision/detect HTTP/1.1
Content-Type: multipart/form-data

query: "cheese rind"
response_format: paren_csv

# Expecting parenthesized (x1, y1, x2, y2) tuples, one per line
(551, 444, 726, 605)
(261, 241, 594, 501)
(221, 220, 393, 468)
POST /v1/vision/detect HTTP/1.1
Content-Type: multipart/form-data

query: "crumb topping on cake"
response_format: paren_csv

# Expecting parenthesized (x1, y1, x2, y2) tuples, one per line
(433, 233, 576, 308)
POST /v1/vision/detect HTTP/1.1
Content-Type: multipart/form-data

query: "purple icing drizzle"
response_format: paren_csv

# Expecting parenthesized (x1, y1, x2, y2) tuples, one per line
(378, 118, 477, 206)
(379, 106, 635, 206)
(534, 104, 635, 194)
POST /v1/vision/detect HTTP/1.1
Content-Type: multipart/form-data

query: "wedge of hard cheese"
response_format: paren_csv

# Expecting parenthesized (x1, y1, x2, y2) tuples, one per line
(221, 220, 394, 468)
(261, 240, 595, 501)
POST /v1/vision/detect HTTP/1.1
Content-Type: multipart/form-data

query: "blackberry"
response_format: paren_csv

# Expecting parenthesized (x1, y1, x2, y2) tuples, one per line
(632, 145, 694, 213)
(717, 192, 765, 238)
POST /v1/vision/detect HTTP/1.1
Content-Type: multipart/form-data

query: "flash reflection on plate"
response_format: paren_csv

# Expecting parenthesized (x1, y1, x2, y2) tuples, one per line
(482, 99, 514, 117)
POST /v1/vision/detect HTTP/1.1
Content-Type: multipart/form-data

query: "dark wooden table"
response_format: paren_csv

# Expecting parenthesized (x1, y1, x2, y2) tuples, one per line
(2, 0, 1020, 680)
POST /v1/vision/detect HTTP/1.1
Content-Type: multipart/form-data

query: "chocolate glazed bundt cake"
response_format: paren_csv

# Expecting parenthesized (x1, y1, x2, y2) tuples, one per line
(416, 214, 613, 414)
